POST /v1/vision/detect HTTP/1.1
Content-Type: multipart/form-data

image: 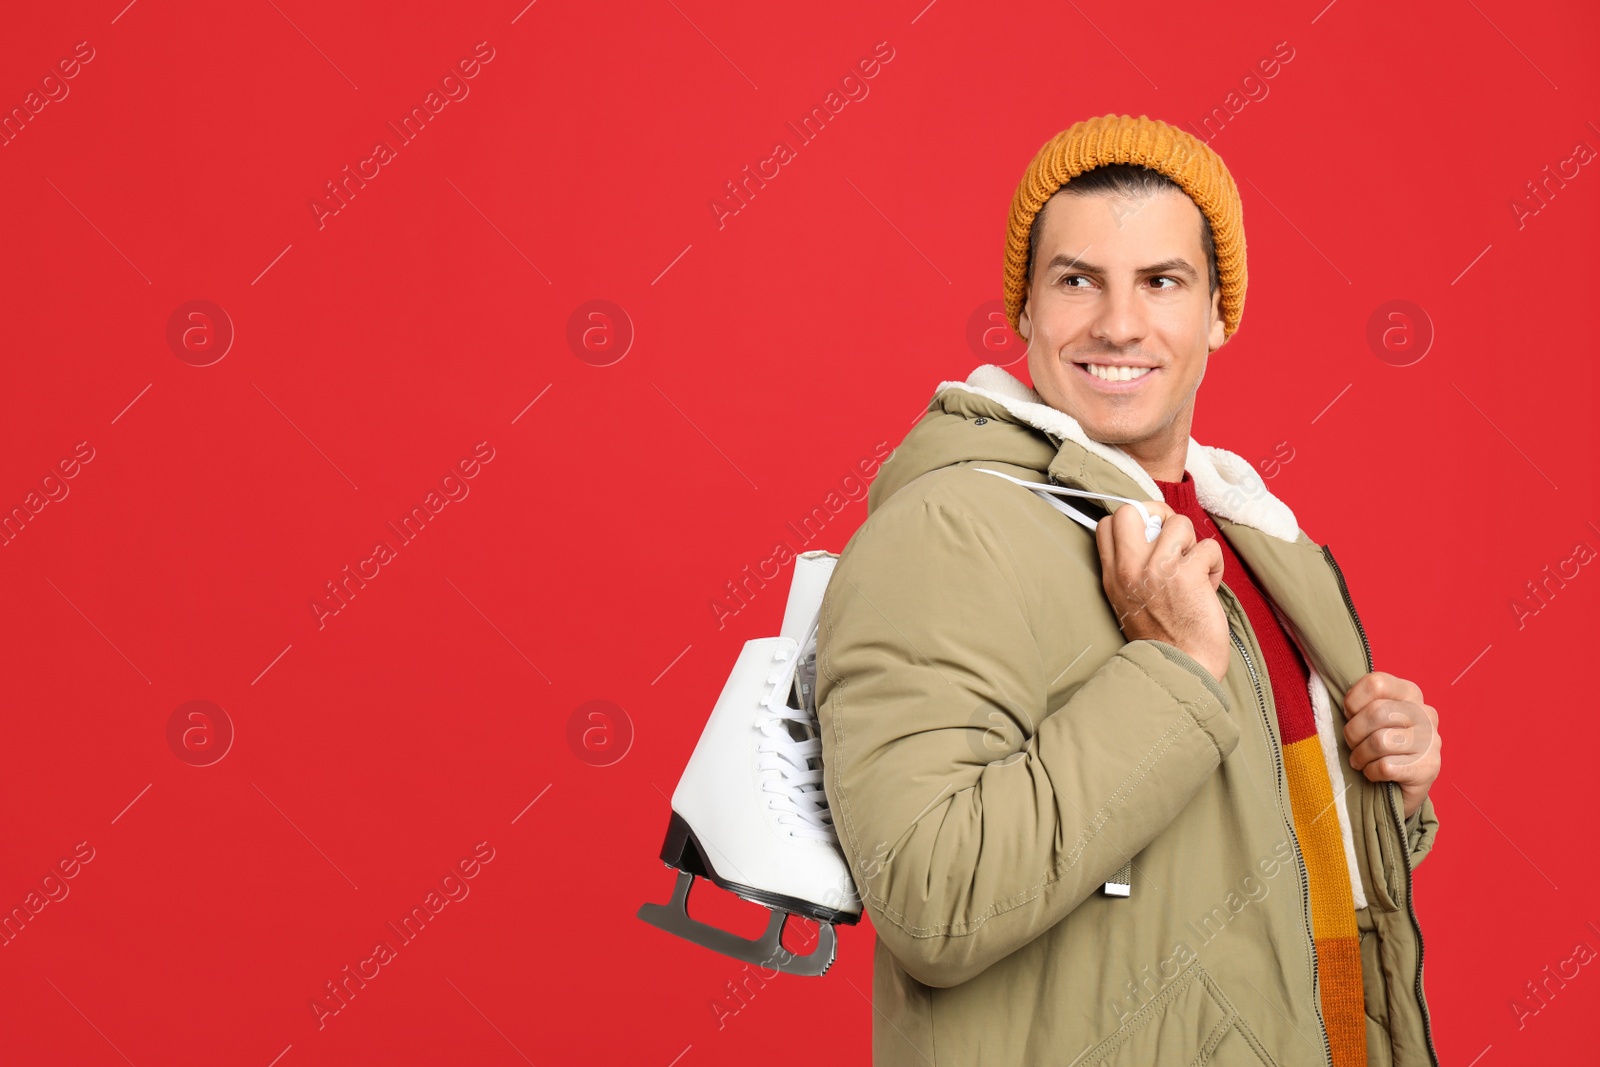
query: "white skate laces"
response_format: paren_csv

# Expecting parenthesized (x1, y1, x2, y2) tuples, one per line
(756, 622, 838, 843)
(975, 467, 1163, 542)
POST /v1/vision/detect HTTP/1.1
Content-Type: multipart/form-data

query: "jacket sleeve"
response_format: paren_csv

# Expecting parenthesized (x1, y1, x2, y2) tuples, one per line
(816, 494, 1241, 989)
(1404, 792, 1438, 869)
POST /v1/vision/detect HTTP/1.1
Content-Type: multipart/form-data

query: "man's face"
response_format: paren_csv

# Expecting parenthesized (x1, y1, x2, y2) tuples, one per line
(1018, 187, 1226, 457)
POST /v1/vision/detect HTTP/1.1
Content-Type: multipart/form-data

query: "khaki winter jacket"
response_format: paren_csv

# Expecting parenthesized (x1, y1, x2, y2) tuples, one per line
(815, 365, 1439, 1066)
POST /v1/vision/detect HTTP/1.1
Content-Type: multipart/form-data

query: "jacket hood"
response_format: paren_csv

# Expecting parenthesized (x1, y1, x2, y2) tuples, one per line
(868, 364, 1301, 543)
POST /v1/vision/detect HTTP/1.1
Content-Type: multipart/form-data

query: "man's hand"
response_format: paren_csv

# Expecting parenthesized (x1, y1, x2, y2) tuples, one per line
(1095, 500, 1230, 684)
(1342, 671, 1441, 819)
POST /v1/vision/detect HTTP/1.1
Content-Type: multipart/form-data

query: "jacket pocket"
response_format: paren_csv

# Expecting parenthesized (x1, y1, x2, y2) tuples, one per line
(1081, 961, 1280, 1067)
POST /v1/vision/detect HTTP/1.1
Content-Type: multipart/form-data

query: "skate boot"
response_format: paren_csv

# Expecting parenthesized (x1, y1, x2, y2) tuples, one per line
(638, 549, 862, 977)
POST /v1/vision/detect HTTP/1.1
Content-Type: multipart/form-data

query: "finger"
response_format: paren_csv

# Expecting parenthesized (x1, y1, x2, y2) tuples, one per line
(1166, 532, 1221, 596)
(1117, 498, 1177, 551)
(1348, 726, 1419, 771)
(1345, 671, 1425, 716)
(1141, 499, 1177, 524)
(1107, 502, 1171, 593)
(1189, 536, 1224, 591)
(1344, 673, 1378, 717)
(1140, 509, 1195, 583)
(1346, 701, 1436, 764)
(1360, 754, 1431, 787)
(1095, 514, 1113, 569)
(1342, 699, 1416, 749)
(1345, 673, 1382, 716)
(1096, 515, 1128, 608)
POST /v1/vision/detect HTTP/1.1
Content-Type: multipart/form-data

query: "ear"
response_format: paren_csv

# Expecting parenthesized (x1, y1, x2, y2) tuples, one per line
(1018, 299, 1033, 342)
(1206, 287, 1226, 351)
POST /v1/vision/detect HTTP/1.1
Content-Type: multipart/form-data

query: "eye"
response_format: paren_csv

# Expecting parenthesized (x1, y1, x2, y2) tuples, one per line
(1150, 276, 1179, 290)
(1057, 274, 1093, 288)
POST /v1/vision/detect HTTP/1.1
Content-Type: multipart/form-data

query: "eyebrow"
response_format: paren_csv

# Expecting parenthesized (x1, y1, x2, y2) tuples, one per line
(1044, 253, 1199, 281)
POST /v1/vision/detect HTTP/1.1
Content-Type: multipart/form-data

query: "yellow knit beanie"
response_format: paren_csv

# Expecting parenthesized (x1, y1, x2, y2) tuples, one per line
(1002, 113, 1247, 340)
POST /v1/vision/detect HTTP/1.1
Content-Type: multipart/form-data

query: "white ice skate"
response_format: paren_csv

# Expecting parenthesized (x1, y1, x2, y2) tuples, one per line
(638, 549, 862, 977)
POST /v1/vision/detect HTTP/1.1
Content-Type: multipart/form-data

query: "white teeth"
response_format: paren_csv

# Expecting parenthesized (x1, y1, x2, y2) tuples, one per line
(1083, 363, 1152, 382)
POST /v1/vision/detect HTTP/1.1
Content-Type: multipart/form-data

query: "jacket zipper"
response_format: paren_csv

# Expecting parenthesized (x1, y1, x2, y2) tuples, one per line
(1322, 544, 1441, 1067)
(1221, 583, 1335, 1067)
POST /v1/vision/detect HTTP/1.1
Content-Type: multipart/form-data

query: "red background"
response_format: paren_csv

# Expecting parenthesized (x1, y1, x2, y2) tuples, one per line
(0, 1, 1595, 1064)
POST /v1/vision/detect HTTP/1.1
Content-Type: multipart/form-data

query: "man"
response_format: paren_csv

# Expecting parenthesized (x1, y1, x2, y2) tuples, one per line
(814, 114, 1442, 1066)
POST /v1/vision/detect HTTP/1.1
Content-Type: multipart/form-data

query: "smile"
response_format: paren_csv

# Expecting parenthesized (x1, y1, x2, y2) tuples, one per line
(1073, 362, 1157, 387)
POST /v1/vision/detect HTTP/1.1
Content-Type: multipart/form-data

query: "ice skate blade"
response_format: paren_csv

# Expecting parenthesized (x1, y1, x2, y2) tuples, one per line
(655, 810, 861, 927)
(637, 871, 840, 978)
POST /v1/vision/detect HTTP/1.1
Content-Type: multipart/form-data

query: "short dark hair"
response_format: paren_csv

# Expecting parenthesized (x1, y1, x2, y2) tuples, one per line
(1025, 163, 1219, 299)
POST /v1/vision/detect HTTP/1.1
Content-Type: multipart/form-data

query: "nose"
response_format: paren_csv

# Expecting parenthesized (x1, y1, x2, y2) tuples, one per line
(1088, 278, 1148, 349)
